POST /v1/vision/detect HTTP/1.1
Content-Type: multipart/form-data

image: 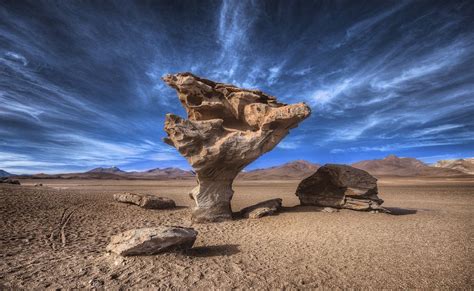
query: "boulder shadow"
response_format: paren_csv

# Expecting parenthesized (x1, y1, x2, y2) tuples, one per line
(231, 211, 245, 220)
(385, 207, 418, 215)
(186, 244, 240, 257)
(283, 205, 418, 215)
(280, 205, 326, 213)
(151, 205, 188, 211)
(231, 211, 281, 221)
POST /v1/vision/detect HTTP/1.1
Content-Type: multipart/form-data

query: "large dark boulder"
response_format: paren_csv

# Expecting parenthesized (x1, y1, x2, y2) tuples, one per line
(0, 177, 21, 185)
(295, 164, 388, 212)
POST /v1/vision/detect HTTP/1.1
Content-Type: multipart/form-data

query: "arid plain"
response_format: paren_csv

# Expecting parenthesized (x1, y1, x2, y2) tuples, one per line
(1, 176, 473, 289)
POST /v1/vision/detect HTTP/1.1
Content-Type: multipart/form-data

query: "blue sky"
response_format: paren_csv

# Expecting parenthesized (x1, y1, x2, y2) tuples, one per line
(0, 0, 473, 174)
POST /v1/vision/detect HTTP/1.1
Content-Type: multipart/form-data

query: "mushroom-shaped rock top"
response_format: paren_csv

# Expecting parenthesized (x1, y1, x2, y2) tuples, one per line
(163, 72, 311, 222)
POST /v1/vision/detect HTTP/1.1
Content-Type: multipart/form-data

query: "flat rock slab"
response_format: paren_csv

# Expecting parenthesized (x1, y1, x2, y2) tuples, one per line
(106, 226, 198, 256)
(240, 198, 282, 219)
(114, 193, 176, 209)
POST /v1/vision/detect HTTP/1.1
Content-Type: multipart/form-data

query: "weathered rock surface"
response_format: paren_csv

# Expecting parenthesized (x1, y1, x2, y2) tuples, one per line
(240, 198, 282, 219)
(106, 226, 197, 256)
(113, 193, 176, 209)
(162, 72, 311, 222)
(296, 164, 388, 212)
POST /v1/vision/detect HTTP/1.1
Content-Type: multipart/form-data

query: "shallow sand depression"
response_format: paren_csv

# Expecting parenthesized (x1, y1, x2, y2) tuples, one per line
(1, 177, 473, 289)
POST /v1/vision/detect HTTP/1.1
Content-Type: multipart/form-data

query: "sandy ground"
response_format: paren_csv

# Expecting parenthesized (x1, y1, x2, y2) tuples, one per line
(1, 177, 473, 289)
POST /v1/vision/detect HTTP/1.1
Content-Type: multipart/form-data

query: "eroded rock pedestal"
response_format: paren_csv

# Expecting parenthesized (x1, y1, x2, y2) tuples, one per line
(296, 164, 389, 212)
(163, 73, 311, 222)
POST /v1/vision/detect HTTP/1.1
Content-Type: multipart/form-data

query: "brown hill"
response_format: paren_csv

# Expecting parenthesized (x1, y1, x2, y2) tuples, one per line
(128, 168, 195, 179)
(433, 158, 474, 175)
(87, 166, 125, 174)
(352, 155, 465, 177)
(21, 167, 194, 180)
(238, 160, 320, 180)
(14, 156, 473, 180)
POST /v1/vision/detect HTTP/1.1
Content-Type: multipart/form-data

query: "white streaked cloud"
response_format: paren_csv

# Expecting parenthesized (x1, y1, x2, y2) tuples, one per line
(411, 124, 464, 138)
(0, 134, 180, 174)
(309, 78, 354, 105)
(277, 141, 300, 150)
(330, 141, 463, 154)
(0, 1, 472, 173)
(4, 51, 28, 66)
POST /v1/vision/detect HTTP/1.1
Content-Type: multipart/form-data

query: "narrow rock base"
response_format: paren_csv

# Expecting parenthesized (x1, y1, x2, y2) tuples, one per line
(191, 202, 233, 223)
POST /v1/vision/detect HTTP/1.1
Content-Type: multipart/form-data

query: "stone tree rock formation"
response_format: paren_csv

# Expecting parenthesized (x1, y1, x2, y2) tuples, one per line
(162, 72, 311, 222)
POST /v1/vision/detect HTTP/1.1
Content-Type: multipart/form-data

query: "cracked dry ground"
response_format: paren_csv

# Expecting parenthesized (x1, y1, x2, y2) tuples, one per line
(1, 177, 473, 289)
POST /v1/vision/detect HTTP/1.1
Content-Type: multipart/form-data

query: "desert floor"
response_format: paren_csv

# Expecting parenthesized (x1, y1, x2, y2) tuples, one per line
(1, 177, 473, 289)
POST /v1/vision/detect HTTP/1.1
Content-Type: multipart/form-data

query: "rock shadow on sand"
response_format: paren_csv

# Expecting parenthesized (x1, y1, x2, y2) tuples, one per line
(281, 205, 326, 213)
(384, 207, 418, 215)
(282, 205, 418, 215)
(186, 244, 240, 257)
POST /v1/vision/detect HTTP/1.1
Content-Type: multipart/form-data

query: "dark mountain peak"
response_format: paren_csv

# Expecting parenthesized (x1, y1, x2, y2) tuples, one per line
(281, 160, 320, 170)
(0, 169, 12, 177)
(87, 166, 124, 173)
(285, 160, 315, 165)
(239, 160, 320, 180)
(146, 167, 188, 173)
(384, 154, 399, 160)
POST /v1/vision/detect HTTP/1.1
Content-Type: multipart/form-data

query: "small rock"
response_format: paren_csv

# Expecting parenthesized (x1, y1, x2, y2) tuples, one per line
(34, 183, 43, 187)
(106, 226, 198, 256)
(240, 198, 282, 219)
(321, 207, 339, 213)
(113, 193, 176, 209)
(89, 278, 104, 289)
(140, 196, 175, 209)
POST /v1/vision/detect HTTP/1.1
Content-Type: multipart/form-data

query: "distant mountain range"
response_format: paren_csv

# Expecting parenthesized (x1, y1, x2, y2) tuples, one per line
(238, 160, 320, 180)
(12, 167, 195, 180)
(432, 158, 474, 175)
(87, 166, 125, 174)
(3, 155, 473, 180)
(352, 155, 466, 176)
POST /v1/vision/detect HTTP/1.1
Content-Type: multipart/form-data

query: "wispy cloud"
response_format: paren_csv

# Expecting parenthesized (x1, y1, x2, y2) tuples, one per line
(330, 141, 465, 154)
(0, 1, 472, 172)
(277, 141, 300, 150)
